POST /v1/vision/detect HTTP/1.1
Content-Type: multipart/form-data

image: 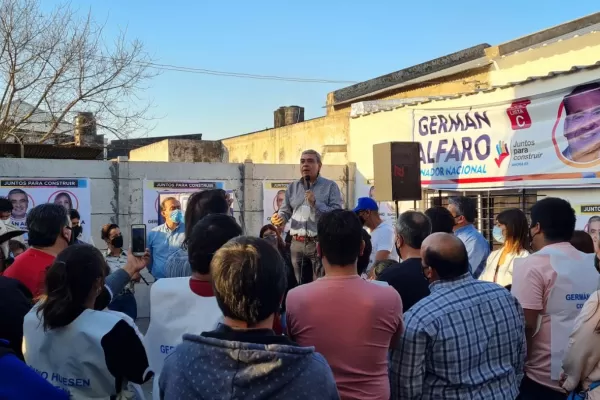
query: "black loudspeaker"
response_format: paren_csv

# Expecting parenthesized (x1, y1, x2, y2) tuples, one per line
(372, 142, 422, 201)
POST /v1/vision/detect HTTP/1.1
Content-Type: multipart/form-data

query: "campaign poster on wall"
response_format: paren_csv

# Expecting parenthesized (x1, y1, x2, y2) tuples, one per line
(354, 178, 397, 224)
(262, 181, 292, 232)
(0, 178, 92, 242)
(262, 182, 289, 224)
(413, 79, 600, 190)
(360, 180, 397, 224)
(574, 203, 600, 251)
(142, 180, 238, 231)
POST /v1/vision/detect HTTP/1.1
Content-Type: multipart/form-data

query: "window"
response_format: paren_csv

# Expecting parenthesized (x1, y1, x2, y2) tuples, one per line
(426, 189, 539, 250)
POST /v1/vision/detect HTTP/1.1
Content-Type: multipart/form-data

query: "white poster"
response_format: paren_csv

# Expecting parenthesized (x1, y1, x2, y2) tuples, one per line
(355, 180, 397, 224)
(574, 203, 600, 251)
(0, 178, 92, 242)
(142, 180, 238, 231)
(262, 181, 292, 230)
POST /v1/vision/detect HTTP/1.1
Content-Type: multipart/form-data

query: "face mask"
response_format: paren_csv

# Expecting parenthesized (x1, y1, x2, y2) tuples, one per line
(529, 226, 539, 252)
(492, 226, 505, 244)
(170, 209, 184, 224)
(357, 211, 368, 226)
(72, 226, 82, 240)
(110, 235, 124, 249)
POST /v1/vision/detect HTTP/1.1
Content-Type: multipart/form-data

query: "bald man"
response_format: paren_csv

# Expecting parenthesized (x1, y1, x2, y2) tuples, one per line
(390, 233, 526, 400)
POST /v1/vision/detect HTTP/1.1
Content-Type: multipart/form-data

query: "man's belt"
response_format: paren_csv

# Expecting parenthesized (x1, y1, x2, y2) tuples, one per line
(293, 235, 317, 243)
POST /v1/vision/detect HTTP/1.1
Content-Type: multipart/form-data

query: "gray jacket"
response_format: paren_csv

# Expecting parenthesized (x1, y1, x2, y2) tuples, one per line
(159, 327, 340, 400)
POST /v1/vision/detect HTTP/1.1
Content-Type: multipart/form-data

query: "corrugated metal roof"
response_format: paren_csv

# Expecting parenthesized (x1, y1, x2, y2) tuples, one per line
(351, 60, 600, 118)
(0, 143, 103, 160)
(333, 57, 491, 107)
(502, 22, 600, 57)
(1, 100, 73, 135)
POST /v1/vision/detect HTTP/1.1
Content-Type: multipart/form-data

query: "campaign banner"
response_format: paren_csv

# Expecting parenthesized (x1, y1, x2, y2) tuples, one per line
(142, 180, 238, 231)
(0, 178, 91, 242)
(413, 80, 600, 189)
(574, 203, 600, 251)
(361, 181, 396, 224)
(262, 181, 292, 233)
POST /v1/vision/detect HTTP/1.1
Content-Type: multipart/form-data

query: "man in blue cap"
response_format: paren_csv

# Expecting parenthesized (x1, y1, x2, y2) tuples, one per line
(354, 197, 398, 274)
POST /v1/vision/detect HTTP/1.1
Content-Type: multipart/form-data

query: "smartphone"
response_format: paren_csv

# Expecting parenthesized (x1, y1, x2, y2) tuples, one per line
(131, 224, 146, 257)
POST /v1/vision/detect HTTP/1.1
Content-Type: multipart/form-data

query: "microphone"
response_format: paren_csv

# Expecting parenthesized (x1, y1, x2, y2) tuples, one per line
(303, 175, 310, 191)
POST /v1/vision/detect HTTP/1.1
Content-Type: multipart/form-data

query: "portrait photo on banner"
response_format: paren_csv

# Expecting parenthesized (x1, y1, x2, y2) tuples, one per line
(262, 181, 292, 232)
(575, 203, 600, 253)
(0, 178, 91, 242)
(363, 180, 396, 224)
(142, 179, 238, 230)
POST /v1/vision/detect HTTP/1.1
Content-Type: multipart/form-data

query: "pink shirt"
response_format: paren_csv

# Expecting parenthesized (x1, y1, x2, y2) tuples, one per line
(512, 242, 585, 391)
(286, 275, 403, 400)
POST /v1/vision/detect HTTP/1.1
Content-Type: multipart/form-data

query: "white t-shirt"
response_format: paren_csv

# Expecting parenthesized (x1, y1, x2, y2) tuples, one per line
(368, 221, 399, 271)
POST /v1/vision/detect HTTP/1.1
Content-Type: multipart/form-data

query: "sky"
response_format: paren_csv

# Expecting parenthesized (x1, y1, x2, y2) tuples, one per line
(41, 0, 600, 141)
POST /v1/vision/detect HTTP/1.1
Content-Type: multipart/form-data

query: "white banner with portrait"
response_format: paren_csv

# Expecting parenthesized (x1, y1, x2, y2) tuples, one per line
(0, 178, 91, 242)
(142, 180, 238, 231)
(355, 180, 397, 224)
(262, 181, 292, 232)
(575, 203, 600, 253)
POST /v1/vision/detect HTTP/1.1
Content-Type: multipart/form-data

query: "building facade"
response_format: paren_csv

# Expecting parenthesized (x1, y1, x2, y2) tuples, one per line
(349, 15, 600, 244)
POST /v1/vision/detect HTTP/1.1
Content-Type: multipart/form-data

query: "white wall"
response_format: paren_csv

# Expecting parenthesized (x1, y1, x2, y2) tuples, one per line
(0, 158, 349, 245)
(0, 158, 349, 319)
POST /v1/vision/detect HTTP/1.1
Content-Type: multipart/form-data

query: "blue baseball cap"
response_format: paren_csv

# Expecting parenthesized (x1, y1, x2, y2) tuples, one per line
(353, 197, 379, 213)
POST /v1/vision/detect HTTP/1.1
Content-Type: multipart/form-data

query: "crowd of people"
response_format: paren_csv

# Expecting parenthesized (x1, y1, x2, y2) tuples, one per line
(1, 149, 600, 400)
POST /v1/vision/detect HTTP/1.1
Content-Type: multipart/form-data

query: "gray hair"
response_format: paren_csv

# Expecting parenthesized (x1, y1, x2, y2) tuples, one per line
(448, 196, 477, 223)
(301, 149, 322, 165)
(395, 211, 432, 249)
(160, 196, 178, 211)
(588, 216, 600, 225)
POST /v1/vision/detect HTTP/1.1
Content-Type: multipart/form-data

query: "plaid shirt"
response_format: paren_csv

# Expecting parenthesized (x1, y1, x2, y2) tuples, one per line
(390, 273, 526, 400)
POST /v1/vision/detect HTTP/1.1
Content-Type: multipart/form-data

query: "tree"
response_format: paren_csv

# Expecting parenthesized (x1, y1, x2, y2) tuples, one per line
(0, 0, 158, 144)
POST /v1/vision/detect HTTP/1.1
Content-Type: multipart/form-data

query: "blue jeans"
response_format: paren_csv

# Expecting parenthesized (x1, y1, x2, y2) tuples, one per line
(108, 291, 137, 320)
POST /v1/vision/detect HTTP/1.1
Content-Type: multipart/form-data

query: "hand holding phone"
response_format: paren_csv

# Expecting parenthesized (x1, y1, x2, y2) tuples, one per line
(131, 224, 146, 257)
(123, 248, 150, 281)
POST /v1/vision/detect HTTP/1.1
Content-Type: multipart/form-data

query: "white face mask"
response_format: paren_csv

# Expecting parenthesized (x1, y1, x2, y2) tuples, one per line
(492, 226, 505, 244)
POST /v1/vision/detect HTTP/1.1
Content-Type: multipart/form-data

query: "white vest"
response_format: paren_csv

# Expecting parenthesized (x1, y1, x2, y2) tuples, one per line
(23, 307, 126, 399)
(517, 246, 599, 380)
(144, 277, 222, 400)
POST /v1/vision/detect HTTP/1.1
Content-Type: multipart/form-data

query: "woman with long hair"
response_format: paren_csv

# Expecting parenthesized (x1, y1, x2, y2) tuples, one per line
(479, 208, 529, 287)
(561, 290, 600, 399)
(53, 192, 73, 211)
(165, 189, 229, 278)
(22, 244, 152, 399)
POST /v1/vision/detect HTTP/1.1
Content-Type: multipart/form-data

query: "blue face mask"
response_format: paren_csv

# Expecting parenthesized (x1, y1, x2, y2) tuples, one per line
(170, 209, 184, 224)
(492, 226, 505, 244)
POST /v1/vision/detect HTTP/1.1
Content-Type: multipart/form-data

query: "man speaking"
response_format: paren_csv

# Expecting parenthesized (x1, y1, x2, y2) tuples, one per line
(272, 150, 343, 283)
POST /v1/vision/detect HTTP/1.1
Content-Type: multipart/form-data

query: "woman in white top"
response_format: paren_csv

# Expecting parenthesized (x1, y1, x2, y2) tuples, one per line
(479, 208, 529, 288)
(561, 290, 600, 399)
(23, 244, 152, 399)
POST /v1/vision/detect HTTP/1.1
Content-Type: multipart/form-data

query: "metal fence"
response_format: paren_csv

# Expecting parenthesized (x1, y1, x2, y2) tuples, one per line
(425, 189, 541, 250)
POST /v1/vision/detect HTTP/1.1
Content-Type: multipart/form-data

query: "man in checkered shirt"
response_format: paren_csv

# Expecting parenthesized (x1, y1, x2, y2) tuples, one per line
(390, 232, 526, 400)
